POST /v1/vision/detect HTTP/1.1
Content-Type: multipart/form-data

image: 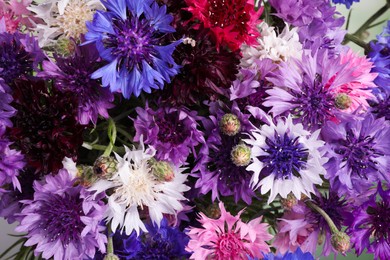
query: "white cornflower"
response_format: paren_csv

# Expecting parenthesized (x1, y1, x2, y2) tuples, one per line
(243, 116, 328, 204)
(89, 140, 190, 235)
(28, 0, 103, 47)
(241, 22, 302, 68)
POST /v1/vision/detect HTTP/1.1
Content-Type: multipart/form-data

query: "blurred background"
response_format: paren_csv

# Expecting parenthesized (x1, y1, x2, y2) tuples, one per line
(1, 0, 389, 259)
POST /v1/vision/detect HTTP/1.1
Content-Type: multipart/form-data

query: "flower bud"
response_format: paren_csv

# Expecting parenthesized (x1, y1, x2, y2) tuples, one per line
(149, 159, 175, 182)
(335, 93, 352, 110)
(231, 144, 251, 166)
(93, 156, 118, 179)
(281, 193, 298, 210)
(331, 231, 350, 255)
(76, 165, 97, 187)
(219, 113, 241, 136)
(103, 253, 120, 260)
(206, 203, 221, 219)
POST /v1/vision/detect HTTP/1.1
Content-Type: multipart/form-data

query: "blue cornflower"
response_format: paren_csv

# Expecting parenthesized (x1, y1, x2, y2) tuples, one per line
(248, 248, 315, 260)
(84, 0, 181, 98)
(332, 0, 360, 9)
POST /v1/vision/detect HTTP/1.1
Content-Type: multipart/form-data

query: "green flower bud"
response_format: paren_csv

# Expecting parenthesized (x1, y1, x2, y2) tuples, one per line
(231, 143, 251, 166)
(148, 159, 175, 182)
(206, 203, 221, 219)
(93, 156, 118, 179)
(331, 231, 350, 255)
(219, 113, 241, 136)
(335, 93, 352, 110)
(103, 253, 120, 260)
(281, 193, 298, 210)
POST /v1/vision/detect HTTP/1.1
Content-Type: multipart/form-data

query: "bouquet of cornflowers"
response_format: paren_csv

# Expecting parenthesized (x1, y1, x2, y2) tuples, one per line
(0, 0, 389, 259)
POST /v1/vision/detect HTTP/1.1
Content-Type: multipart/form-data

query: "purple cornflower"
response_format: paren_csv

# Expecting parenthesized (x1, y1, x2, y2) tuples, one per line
(348, 183, 390, 260)
(84, 0, 181, 98)
(273, 193, 350, 257)
(0, 140, 25, 191)
(0, 80, 15, 133)
(193, 101, 257, 204)
(264, 49, 377, 130)
(332, 0, 360, 9)
(322, 114, 390, 197)
(16, 169, 107, 260)
(133, 103, 204, 166)
(41, 43, 114, 125)
(0, 29, 44, 84)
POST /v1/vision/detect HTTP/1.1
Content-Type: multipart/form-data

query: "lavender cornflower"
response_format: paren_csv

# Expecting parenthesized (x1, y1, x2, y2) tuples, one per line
(84, 0, 181, 98)
(348, 183, 390, 260)
(41, 43, 114, 125)
(133, 103, 204, 166)
(16, 169, 107, 260)
(322, 114, 390, 197)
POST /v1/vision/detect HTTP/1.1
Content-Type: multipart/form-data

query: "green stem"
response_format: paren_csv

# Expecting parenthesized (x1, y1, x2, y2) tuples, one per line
(83, 143, 125, 154)
(116, 127, 133, 142)
(343, 33, 369, 52)
(344, 2, 390, 43)
(305, 199, 338, 234)
(107, 224, 114, 254)
(103, 118, 117, 157)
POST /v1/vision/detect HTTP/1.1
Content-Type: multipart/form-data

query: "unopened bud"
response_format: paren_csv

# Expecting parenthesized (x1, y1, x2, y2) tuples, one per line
(103, 253, 120, 260)
(231, 144, 251, 166)
(93, 156, 118, 179)
(55, 38, 76, 56)
(76, 165, 96, 187)
(331, 232, 350, 255)
(219, 113, 241, 136)
(206, 203, 221, 219)
(281, 193, 298, 210)
(335, 93, 352, 110)
(149, 159, 175, 182)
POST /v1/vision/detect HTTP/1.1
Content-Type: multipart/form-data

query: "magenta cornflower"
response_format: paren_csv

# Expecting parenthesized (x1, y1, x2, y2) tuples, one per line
(186, 202, 272, 259)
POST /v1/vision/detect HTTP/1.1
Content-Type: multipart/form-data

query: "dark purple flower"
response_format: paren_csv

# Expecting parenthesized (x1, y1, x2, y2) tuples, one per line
(369, 90, 390, 121)
(0, 30, 44, 83)
(0, 139, 25, 191)
(192, 101, 256, 204)
(348, 183, 390, 260)
(84, 0, 181, 98)
(41, 43, 114, 125)
(0, 80, 15, 134)
(162, 25, 240, 105)
(322, 114, 390, 197)
(133, 103, 204, 166)
(16, 169, 107, 260)
(8, 77, 84, 175)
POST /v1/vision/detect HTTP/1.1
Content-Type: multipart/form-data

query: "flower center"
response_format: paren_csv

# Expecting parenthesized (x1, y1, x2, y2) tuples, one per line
(207, 0, 249, 30)
(58, 0, 94, 38)
(215, 232, 246, 258)
(366, 201, 390, 242)
(260, 132, 309, 179)
(336, 130, 381, 179)
(114, 164, 156, 209)
(106, 17, 156, 70)
(39, 193, 84, 244)
(155, 112, 189, 145)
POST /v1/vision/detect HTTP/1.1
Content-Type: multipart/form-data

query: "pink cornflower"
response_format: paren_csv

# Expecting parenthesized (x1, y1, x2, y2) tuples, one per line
(186, 202, 272, 259)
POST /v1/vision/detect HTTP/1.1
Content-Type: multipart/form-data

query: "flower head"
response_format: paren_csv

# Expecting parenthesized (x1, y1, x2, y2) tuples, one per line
(332, 0, 360, 9)
(89, 140, 190, 236)
(184, 0, 262, 51)
(244, 116, 327, 204)
(186, 202, 273, 259)
(85, 0, 181, 98)
(28, 0, 103, 47)
(133, 104, 204, 166)
(41, 42, 114, 125)
(322, 114, 390, 197)
(193, 102, 256, 204)
(16, 169, 107, 260)
(264, 49, 377, 130)
(256, 248, 315, 260)
(8, 78, 84, 175)
(348, 183, 390, 260)
(0, 140, 25, 191)
(0, 80, 15, 133)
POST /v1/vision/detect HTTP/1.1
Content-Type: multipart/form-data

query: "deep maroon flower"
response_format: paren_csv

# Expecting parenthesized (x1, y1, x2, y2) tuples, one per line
(192, 101, 256, 204)
(41, 43, 114, 125)
(162, 25, 240, 105)
(348, 183, 390, 260)
(16, 169, 107, 260)
(322, 114, 390, 197)
(8, 78, 84, 175)
(133, 103, 204, 166)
